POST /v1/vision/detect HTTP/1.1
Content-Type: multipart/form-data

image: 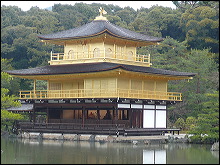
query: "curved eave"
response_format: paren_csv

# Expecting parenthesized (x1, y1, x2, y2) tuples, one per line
(38, 30, 162, 45)
(6, 68, 196, 81)
(38, 20, 163, 44)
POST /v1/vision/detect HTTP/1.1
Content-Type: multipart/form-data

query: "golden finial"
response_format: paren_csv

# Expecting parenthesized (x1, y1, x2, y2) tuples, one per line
(94, 7, 108, 21)
(99, 7, 107, 16)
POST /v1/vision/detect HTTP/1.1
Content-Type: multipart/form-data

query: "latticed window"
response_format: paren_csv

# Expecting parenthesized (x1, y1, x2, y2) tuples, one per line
(127, 51, 133, 60)
(105, 48, 113, 58)
(82, 45, 89, 58)
(49, 83, 61, 90)
(68, 50, 74, 59)
(93, 48, 100, 57)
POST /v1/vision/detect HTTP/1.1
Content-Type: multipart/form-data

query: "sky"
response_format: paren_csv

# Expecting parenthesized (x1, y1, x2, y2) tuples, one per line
(1, 1, 176, 11)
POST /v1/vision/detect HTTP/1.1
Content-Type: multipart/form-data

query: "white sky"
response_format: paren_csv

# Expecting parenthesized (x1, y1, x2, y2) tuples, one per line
(1, 1, 176, 11)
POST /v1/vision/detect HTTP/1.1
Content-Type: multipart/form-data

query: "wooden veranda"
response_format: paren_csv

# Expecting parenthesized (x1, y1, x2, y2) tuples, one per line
(13, 121, 180, 136)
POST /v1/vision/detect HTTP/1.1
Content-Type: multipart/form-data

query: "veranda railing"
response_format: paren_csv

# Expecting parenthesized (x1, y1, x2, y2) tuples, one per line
(19, 89, 182, 101)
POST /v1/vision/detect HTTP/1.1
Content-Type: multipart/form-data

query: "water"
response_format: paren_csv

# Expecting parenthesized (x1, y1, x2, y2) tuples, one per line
(1, 137, 219, 164)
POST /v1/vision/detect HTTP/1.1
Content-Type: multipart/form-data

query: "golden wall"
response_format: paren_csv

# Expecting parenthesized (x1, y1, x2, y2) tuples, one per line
(117, 78, 167, 92)
(64, 38, 136, 60)
(48, 77, 167, 93)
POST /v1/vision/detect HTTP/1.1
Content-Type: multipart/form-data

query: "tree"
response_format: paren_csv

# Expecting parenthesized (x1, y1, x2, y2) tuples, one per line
(1, 58, 24, 132)
(180, 6, 219, 53)
(115, 8, 136, 25)
(1, 5, 24, 28)
(172, 1, 219, 12)
(185, 116, 197, 130)
(174, 117, 185, 129)
(188, 91, 219, 143)
(1, 59, 21, 109)
(171, 49, 218, 118)
(1, 58, 20, 95)
(130, 6, 184, 40)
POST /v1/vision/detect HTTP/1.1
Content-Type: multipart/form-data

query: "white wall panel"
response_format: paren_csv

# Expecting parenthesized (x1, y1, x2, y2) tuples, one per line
(156, 110, 166, 128)
(156, 105, 166, 109)
(118, 104, 130, 108)
(143, 150, 154, 164)
(155, 150, 166, 164)
(144, 105, 155, 109)
(143, 110, 155, 128)
(143, 150, 166, 164)
(131, 104, 142, 109)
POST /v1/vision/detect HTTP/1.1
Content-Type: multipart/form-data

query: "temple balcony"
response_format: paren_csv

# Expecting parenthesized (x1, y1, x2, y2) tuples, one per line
(19, 89, 182, 101)
(49, 50, 151, 67)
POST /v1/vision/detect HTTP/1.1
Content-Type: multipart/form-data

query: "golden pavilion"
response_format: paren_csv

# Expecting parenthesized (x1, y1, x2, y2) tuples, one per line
(6, 8, 196, 135)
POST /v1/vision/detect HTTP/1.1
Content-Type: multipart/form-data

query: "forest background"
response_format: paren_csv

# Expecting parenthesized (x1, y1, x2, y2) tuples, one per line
(1, 1, 219, 143)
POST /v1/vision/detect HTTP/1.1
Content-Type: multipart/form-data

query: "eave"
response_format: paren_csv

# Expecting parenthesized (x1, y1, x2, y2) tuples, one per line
(39, 32, 159, 47)
(8, 68, 194, 81)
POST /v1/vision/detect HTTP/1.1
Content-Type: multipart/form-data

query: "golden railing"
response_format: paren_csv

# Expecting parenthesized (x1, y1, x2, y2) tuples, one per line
(50, 50, 150, 63)
(19, 89, 182, 101)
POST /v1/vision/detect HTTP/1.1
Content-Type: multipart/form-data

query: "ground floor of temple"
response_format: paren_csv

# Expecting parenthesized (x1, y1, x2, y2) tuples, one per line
(11, 98, 180, 136)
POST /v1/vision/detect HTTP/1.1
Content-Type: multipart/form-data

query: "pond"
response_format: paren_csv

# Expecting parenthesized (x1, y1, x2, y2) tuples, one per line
(1, 137, 219, 164)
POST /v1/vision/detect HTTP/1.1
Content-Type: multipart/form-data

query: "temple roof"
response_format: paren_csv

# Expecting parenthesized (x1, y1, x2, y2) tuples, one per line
(37, 20, 163, 42)
(5, 62, 196, 77)
(6, 104, 33, 112)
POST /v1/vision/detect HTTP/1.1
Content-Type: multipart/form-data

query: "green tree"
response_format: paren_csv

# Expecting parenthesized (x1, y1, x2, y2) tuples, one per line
(1, 58, 24, 131)
(1, 59, 21, 109)
(1, 59, 23, 131)
(1, 58, 20, 95)
(173, 1, 219, 12)
(180, 6, 219, 53)
(188, 91, 219, 143)
(115, 7, 136, 25)
(174, 117, 185, 129)
(185, 116, 197, 130)
(170, 49, 218, 119)
(131, 6, 184, 40)
(1, 5, 24, 28)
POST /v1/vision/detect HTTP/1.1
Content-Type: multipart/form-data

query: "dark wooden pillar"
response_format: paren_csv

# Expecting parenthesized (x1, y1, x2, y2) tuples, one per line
(136, 110, 142, 128)
(46, 107, 49, 123)
(29, 112, 33, 122)
(73, 110, 75, 119)
(97, 109, 100, 126)
(33, 104, 36, 123)
(136, 111, 139, 128)
(129, 109, 133, 128)
(112, 109, 115, 124)
(122, 110, 125, 119)
(140, 110, 143, 128)
(60, 109, 63, 120)
(82, 107, 85, 127)
(114, 107, 118, 125)
(132, 110, 137, 128)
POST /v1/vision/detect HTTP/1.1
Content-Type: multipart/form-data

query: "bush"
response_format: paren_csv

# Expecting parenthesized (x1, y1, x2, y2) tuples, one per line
(174, 118, 185, 129)
(1, 110, 24, 132)
(188, 133, 219, 144)
(189, 135, 203, 143)
(201, 133, 219, 144)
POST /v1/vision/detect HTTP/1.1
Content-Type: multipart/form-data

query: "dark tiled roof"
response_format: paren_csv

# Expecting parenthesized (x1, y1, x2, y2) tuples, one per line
(6, 104, 33, 111)
(5, 62, 196, 77)
(38, 20, 163, 42)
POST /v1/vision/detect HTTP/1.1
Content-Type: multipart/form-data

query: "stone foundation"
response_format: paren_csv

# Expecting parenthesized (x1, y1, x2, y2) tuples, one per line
(19, 132, 183, 144)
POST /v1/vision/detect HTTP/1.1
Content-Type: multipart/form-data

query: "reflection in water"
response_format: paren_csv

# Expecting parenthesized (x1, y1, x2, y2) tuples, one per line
(1, 137, 219, 164)
(143, 150, 166, 164)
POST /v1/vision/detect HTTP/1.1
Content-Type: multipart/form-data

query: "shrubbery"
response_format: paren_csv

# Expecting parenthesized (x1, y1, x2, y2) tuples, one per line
(189, 133, 219, 144)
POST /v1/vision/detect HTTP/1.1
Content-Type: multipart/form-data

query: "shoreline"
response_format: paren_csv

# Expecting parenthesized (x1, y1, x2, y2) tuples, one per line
(2, 131, 188, 144)
(2, 131, 218, 150)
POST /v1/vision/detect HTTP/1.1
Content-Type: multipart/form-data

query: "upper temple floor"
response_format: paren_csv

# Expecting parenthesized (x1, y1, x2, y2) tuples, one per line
(48, 35, 152, 66)
(37, 11, 163, 67)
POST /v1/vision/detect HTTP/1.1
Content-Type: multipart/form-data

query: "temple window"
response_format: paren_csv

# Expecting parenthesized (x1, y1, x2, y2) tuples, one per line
(106, 48, 113, 58)
(93, 48, 100, 57)
(127, 51, 133, 60)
